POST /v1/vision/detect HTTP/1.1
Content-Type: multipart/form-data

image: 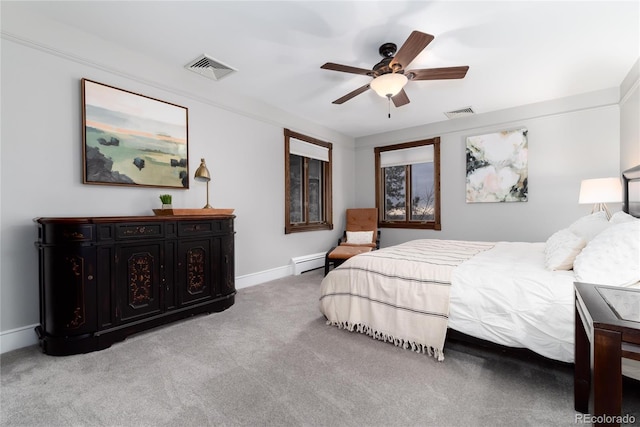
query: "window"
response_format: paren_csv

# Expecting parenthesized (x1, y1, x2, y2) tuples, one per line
(284, 129, 333, 234)
(374, 137, 441, 230)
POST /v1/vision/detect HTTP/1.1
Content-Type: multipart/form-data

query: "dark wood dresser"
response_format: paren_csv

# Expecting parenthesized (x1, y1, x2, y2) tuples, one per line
(34, 214, 235, 356)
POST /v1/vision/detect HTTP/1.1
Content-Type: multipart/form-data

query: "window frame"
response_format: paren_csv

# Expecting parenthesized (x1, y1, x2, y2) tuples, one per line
(374, 137, 441, 230)
(284, 129, 333, 234)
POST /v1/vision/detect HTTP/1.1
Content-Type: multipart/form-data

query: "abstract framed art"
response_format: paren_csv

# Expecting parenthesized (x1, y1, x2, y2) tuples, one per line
(466, 128, 528, 203)
(81, 79, 189, 188)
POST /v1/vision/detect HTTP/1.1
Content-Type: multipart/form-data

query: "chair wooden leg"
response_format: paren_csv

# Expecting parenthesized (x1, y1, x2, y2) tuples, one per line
(324, 251, 331, 276)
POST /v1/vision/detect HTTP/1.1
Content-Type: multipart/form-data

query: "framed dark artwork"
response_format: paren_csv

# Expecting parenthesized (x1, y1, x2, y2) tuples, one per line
(466, 128, 528, 203)
(82, 79, 189, 188)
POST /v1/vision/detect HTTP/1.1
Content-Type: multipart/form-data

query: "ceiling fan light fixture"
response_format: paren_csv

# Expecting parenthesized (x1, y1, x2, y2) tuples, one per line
(370, 73, 408, 98)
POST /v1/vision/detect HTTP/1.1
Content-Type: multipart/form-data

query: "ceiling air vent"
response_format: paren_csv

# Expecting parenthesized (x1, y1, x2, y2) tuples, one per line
(185, 54, 236, 81)
(444, 106, 475, 119)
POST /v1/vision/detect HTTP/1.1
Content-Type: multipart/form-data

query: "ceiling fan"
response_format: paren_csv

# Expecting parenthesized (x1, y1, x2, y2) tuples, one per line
(321, 31, 469, 112)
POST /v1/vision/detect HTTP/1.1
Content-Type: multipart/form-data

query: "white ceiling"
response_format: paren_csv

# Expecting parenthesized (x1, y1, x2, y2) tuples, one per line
(11, 1, 640, 138)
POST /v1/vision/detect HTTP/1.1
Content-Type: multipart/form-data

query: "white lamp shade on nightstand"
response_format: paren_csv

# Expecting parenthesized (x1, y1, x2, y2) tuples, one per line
(578, 177, 622, 219)
(578, 178, 622, 204)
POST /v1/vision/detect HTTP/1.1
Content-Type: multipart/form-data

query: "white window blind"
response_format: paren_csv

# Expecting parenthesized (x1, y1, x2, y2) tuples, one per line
(380, 145, 433, 168)
(289, 138, 329, 162)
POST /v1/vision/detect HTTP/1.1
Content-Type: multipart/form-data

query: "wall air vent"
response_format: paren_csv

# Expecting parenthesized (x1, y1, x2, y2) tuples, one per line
(444, 106, 475, 119)
(185, 54, 236, 81)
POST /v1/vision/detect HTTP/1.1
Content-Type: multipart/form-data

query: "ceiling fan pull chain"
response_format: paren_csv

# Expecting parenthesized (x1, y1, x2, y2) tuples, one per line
(387, 96, 391, 118)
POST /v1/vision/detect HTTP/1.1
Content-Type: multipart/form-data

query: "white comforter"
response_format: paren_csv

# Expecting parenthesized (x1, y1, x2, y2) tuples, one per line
(451, 241, 640, 380)
(449, 241, 575, 363)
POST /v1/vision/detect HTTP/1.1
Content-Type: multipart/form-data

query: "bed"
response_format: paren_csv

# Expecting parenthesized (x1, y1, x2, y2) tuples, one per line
(319, 167, 640, 370)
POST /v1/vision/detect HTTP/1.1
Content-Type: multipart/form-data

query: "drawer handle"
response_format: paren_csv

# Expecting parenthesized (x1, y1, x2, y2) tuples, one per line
(63, 231, 86, 239)
(87, 275, 94, 281)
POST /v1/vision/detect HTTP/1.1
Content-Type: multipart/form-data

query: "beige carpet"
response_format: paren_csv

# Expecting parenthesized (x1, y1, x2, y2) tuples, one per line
(1, 268, 638, 426)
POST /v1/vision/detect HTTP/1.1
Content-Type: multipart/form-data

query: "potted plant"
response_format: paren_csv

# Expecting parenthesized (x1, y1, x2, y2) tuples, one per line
(159, 194, 172, 210)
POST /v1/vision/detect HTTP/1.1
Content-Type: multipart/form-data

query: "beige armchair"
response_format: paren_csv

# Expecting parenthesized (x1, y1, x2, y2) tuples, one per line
(338, 208, 380, 249)
(325, 208, 380, 275)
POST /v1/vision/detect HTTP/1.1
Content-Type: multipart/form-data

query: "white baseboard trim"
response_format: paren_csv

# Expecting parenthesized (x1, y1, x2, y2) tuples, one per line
(1, 265, 302, 354)
(1, 324, 39, 354)
(291, 252, 326, 275)
(235, 265, 293, 289)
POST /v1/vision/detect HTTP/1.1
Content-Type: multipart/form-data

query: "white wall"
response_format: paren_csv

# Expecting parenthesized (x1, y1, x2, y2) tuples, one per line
(354, 90, 624, 247)
(0, 11, 355, 351)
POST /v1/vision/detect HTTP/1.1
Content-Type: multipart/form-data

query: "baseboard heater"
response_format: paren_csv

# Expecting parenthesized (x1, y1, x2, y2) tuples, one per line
(291, 252, 326, 275)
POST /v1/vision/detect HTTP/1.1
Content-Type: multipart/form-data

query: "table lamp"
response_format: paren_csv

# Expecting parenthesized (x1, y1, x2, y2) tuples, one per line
(578, 177, 622, 219)
(194, 158, 212, 209)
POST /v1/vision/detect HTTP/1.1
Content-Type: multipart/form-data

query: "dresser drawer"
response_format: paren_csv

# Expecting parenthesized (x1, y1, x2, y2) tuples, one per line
(115, 222, 164, 240)
(40, 223, 94, 244)
(178, 219, 232, 236)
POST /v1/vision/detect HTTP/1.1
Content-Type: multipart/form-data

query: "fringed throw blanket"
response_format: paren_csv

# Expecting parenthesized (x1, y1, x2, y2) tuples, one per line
(319, 239, 495, 361)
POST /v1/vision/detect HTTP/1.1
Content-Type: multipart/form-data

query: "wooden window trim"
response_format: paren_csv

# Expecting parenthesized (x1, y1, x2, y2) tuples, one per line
(284, 129, 333, 234)
(374, 137, 441, 230)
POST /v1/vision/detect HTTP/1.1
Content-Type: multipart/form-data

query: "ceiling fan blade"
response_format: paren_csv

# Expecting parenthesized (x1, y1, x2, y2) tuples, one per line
(391, 89, 410, 107)
(332, 83, 371, 104)
(321, 62, 373, 76)
(407, 66, 469, 81)
(390, 31, 434, 69)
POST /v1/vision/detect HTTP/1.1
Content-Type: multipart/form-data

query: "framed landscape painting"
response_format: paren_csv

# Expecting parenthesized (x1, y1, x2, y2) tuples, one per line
(82, 79, 189, 188)
(466, 128, 528, 203)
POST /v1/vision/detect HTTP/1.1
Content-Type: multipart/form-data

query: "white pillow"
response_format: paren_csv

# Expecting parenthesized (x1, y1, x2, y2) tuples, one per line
(573, 221, 640, 286)
(544, 228, 586, 271)
(346, 230, 374, 245)
(569, 211, 610, 242)
(610, 211, 638, 224)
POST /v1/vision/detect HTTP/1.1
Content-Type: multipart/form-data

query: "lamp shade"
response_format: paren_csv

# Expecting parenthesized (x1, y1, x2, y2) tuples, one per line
(578, 177, 622, 204)
(370, 73, 408, 98)
(194, 158, 211, 182)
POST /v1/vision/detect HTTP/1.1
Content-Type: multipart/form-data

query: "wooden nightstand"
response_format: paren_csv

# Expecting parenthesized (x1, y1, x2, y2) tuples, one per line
(574, 282, 640, 426)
